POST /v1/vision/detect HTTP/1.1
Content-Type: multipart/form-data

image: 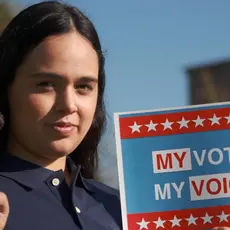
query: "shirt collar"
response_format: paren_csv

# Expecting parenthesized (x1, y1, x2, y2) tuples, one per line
(66, 157, 94, 193)
(0, 154, 94, 193)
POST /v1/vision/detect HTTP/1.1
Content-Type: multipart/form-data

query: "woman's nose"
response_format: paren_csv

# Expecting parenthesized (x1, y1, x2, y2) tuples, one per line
(55, 88, 77, 114)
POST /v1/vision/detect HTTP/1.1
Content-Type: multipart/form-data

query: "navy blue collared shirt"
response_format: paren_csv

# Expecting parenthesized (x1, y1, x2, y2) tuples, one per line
(0, 154, 122, 230)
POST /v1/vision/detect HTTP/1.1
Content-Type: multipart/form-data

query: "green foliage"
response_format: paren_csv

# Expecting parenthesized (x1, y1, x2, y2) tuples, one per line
(0, 1, 15, 31)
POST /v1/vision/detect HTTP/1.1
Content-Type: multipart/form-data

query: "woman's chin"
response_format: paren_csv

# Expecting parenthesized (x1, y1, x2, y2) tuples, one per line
(49, 139, 79, 157)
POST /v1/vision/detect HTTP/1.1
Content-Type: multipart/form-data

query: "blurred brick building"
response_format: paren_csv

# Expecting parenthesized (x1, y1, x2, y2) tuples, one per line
(186, 59, 230, 105)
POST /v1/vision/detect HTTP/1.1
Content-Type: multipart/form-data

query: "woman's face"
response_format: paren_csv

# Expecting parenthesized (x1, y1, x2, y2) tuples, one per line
(8, 31, 99, 161)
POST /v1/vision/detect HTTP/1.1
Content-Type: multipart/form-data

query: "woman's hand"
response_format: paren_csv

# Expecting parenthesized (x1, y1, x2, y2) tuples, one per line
(211, 228, 230, 230)
(0, 192, 9, 230)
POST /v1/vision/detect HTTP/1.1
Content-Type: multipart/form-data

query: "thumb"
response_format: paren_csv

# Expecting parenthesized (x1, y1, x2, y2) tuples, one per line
(0, 192, 9, 230)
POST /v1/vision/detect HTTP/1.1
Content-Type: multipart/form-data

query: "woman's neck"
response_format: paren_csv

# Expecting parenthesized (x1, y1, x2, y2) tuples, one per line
(7, 135, 67, 172)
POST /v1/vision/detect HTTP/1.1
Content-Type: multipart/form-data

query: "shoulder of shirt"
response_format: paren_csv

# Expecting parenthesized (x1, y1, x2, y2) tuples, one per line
(0, 174, 16, 193)
(84, 178, 120, 198)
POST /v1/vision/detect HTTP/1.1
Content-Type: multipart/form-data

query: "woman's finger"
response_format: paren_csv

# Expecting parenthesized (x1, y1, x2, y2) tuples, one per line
(0, 192, 9, 230)
(212, 227, 230, 230)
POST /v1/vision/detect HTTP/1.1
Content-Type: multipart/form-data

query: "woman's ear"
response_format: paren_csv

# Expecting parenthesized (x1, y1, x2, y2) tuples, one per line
(0, 113, 4, 130)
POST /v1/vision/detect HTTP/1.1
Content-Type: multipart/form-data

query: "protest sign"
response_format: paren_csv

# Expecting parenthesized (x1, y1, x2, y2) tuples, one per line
(114, 102, 230, 230)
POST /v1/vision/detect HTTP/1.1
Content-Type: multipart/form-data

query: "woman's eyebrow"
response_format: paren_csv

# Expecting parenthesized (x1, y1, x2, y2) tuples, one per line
(31, 72, 98, 83)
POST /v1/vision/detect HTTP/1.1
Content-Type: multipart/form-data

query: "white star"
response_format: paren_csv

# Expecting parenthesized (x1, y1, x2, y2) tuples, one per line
(209, 114, 221, 126)
(169, 215, 181, 227)
(185, 214, 198, 226)
(161, 119, 174, 130)
(137, 218, 150, 230)
(201, 212, 213, 224)
(145, 120, 158, 132)
(217, 211, 230, 223)
(153, 217, 165, 229)
(193, 115, 205, 127)
(177, 117, 190, 129)
(225, 114, 230, 124)
(129, 121, 142, 133)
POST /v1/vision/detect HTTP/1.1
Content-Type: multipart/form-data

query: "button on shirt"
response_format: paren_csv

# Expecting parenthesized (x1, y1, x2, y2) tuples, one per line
(0, 155, 122, 230)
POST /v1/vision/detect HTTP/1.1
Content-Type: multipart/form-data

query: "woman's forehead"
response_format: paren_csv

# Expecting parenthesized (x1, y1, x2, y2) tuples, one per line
(17, 32, 99, 79)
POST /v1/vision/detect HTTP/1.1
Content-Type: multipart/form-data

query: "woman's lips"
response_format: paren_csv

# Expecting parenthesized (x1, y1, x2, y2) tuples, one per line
(50, 123, 78, 136)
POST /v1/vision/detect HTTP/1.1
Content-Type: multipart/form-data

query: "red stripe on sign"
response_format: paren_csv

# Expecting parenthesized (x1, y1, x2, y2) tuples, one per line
(119, 107, 230, 139)
(127, 205, 230, 229)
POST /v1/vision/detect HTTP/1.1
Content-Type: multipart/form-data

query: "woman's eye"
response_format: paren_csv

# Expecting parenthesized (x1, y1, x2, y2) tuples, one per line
(37, 81, 55, 89)
(76, 84, 93, 94)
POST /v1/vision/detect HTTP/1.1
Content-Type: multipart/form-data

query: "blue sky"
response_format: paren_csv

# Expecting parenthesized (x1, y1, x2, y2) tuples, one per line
(17, 0, 230, 187)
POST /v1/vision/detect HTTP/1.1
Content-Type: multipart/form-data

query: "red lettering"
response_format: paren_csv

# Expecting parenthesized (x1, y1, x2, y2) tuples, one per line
(223, 178, 228, 193)
(207, 178, 221, 195)
(191, 180, 204, 196)
(174, 151, 186, 168)
(156, 154, 172, 170)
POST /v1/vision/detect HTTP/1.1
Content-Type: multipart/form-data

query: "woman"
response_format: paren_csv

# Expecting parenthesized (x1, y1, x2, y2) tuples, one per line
(0, 1, 121, 229)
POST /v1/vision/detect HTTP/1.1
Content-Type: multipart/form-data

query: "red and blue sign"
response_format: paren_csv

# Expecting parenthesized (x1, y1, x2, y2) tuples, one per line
(114, 102, 230, 230)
